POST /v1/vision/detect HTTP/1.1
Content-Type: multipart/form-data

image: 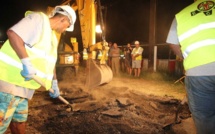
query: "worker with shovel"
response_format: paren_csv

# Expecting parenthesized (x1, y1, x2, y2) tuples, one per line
(0, 5, 76, 134)
(166, 0, 215, 133)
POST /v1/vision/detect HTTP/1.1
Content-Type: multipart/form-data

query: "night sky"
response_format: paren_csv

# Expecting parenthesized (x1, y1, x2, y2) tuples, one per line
(0, 0, 61, 40)
(0, 0, 193, 50)
(104, 0, 193, 45)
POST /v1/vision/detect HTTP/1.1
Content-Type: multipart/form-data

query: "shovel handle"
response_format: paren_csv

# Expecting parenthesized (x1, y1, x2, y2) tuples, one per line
(32, 75, 70, 105)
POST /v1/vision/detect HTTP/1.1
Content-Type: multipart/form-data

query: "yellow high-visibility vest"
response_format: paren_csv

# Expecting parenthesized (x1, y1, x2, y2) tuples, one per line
(133, 47, 143, 60)
(0, 11, 58, 90)
(83, 48, 88, 60)
(176, 0, 215, 70)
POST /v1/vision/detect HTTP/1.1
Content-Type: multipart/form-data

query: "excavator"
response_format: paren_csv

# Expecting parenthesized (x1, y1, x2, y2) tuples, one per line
(47, 0, 113, 88)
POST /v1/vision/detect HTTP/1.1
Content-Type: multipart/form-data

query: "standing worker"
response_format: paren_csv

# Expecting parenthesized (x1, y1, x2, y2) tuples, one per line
(131, 41, 143, 77)
(0, 5, 76, 133)
(110, 43, 120, 76)
(166, 0, 215, 133)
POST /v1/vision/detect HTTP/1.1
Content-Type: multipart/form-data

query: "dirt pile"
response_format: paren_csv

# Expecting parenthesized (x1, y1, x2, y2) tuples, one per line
(23, 67, 195, 134)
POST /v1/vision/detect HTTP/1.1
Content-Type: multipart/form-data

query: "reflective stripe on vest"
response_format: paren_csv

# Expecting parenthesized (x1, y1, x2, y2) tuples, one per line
(0, 11, 57, 90)
(0, 51, 54, 80)
(176, 0, 215, 70)
(183, 39, 215, 58)
(83, 54, 88, 60)
(179, 22, 215, 42)
(83, 49, 88, 60)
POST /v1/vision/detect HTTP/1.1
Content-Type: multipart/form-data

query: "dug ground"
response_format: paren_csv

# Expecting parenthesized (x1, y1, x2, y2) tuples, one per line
(14, 67, 196, 134)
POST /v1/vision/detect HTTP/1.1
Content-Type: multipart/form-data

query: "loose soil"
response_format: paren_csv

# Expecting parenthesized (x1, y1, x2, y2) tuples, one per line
(16, 67, 196, 134)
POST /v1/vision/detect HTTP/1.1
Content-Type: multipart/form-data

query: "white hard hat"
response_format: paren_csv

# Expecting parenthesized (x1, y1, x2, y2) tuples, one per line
(51, 5, 76, 32)
(134, 41, 140, 45)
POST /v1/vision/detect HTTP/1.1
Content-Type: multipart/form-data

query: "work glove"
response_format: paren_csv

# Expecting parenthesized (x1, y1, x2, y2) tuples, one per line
(21, 58, 37, 81)
(49, 80, 60, 98)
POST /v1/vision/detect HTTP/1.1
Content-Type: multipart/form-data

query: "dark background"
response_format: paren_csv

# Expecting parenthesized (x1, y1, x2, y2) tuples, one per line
(0, 0, 193, 58)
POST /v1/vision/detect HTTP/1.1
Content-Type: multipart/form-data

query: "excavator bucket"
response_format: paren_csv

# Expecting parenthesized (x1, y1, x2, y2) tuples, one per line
(85, 59, 113, 89)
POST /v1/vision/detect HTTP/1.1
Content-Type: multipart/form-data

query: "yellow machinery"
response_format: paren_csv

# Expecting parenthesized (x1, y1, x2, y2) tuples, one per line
(48, 0, 113, 88)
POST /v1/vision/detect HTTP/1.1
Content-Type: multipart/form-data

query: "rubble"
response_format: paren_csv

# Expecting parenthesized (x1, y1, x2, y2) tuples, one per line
(24, 68, 195, 134)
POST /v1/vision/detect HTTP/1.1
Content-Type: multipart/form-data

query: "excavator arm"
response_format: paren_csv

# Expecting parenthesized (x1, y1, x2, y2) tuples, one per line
(48, 0, 112, 88)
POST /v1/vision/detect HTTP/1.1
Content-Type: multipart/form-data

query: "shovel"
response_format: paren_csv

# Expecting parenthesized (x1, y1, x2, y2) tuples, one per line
(163, 95, 187, 130)
(32, 75, 73, 111)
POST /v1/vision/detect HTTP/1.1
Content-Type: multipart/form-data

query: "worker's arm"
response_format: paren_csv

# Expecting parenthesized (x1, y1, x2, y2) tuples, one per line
(169, 44, 183, 59)
(133, 54, 140, 58)
(166, 18, 183, 59)
(7, 12, 43, 59)
(132, 54, 137, 60)
(132, 47, 142, 59)
(7, 30, 28, 59)
(7, 29, 37, 80)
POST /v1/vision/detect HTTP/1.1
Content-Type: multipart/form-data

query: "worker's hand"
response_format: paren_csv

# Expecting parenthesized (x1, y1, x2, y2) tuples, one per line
(49, 80, 60, 98)
(21, 58, 37, 81)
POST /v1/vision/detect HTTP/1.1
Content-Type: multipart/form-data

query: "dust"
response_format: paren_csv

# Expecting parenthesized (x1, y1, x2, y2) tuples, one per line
(11, 67, 196, 134)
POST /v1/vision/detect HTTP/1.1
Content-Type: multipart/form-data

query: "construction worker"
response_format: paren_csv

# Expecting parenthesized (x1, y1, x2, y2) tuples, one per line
(0, 5, 76, 133)
(166, 0, 215, 133)
(110, 43, 120, 76)
(131, 41, 143, 77)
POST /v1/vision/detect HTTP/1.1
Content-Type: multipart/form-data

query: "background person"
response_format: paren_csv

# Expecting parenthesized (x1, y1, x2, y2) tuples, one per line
(110, 43, 120, 76)
(0, 5, 76, 133)
(131, 41, 143, 77)
(124, 43, 133, 75)
(166, 0, 215, 133)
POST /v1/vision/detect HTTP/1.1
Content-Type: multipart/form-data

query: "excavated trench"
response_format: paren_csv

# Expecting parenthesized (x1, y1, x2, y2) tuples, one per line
(10, 67, 195, 134)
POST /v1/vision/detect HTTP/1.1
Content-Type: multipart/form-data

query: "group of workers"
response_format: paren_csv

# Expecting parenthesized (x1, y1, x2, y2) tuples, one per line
(107, 41, 143, 77)
(0, 0, 215, 133)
